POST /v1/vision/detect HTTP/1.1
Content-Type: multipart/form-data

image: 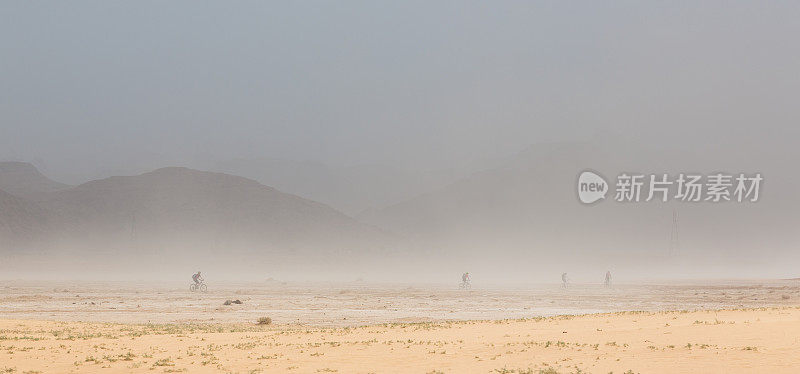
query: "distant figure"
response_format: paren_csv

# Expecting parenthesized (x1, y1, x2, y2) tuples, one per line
(561, 272, 568, 288)
(460, 272, 471, 289)
(604, 271, 612, 287)
(192, 271, 203, 286)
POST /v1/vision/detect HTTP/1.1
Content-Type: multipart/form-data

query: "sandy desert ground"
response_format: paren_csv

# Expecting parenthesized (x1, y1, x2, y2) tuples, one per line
(0, 280, 799, 373)
(2, 280, 800, 326)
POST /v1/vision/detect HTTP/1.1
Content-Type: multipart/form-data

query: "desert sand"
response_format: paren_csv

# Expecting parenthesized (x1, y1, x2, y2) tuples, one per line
(0, 308, 799, 373)
(1, 281, 799, 373)
(3, 280, 800, 326)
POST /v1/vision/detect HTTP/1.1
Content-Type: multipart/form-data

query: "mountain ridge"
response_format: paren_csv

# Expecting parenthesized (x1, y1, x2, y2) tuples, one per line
(0, 161, 71, 200)
(0, 165, 391, 258)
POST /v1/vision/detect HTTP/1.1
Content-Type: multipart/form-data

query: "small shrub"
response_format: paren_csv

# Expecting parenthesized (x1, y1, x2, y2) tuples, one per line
(257, 317, 272, 325)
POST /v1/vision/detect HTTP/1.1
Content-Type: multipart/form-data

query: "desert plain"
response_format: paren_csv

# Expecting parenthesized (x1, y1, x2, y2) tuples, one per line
(1, 280, 799, 373)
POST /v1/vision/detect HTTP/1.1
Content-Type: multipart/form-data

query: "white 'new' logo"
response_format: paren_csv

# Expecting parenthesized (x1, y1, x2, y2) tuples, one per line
(577, 171, 608, 204)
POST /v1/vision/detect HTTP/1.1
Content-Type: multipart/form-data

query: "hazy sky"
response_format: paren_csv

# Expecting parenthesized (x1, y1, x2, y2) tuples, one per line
(3, 2, 800, 183)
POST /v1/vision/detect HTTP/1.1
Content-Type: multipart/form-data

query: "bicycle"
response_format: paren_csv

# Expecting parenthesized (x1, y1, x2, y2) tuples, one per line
(189, 282, 208, 292)
(459, 280, 472, 290)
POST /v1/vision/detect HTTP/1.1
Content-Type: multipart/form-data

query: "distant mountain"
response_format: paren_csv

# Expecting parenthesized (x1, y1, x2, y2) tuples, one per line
(0, 165, 390, 262)
(206, 158, 464, 215)
(359, 140, 799, 264)
(0, 162, 70, 200)
(360, 142, 628, 238)
(38, 167, 387, 251)
(0, 188, 50, 242)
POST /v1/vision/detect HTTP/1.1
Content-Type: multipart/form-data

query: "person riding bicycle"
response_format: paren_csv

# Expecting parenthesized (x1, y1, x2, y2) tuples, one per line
(462, 272, 470, 284)
(192, 271, 203, 286)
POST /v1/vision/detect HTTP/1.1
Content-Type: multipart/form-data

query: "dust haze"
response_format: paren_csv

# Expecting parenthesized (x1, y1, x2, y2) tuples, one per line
(2, 1, 800, 285)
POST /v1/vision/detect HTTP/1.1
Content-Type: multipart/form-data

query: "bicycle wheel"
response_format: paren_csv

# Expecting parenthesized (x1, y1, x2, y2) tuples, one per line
(199, 284, 208, 292)
(189, 284, 197, 292)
